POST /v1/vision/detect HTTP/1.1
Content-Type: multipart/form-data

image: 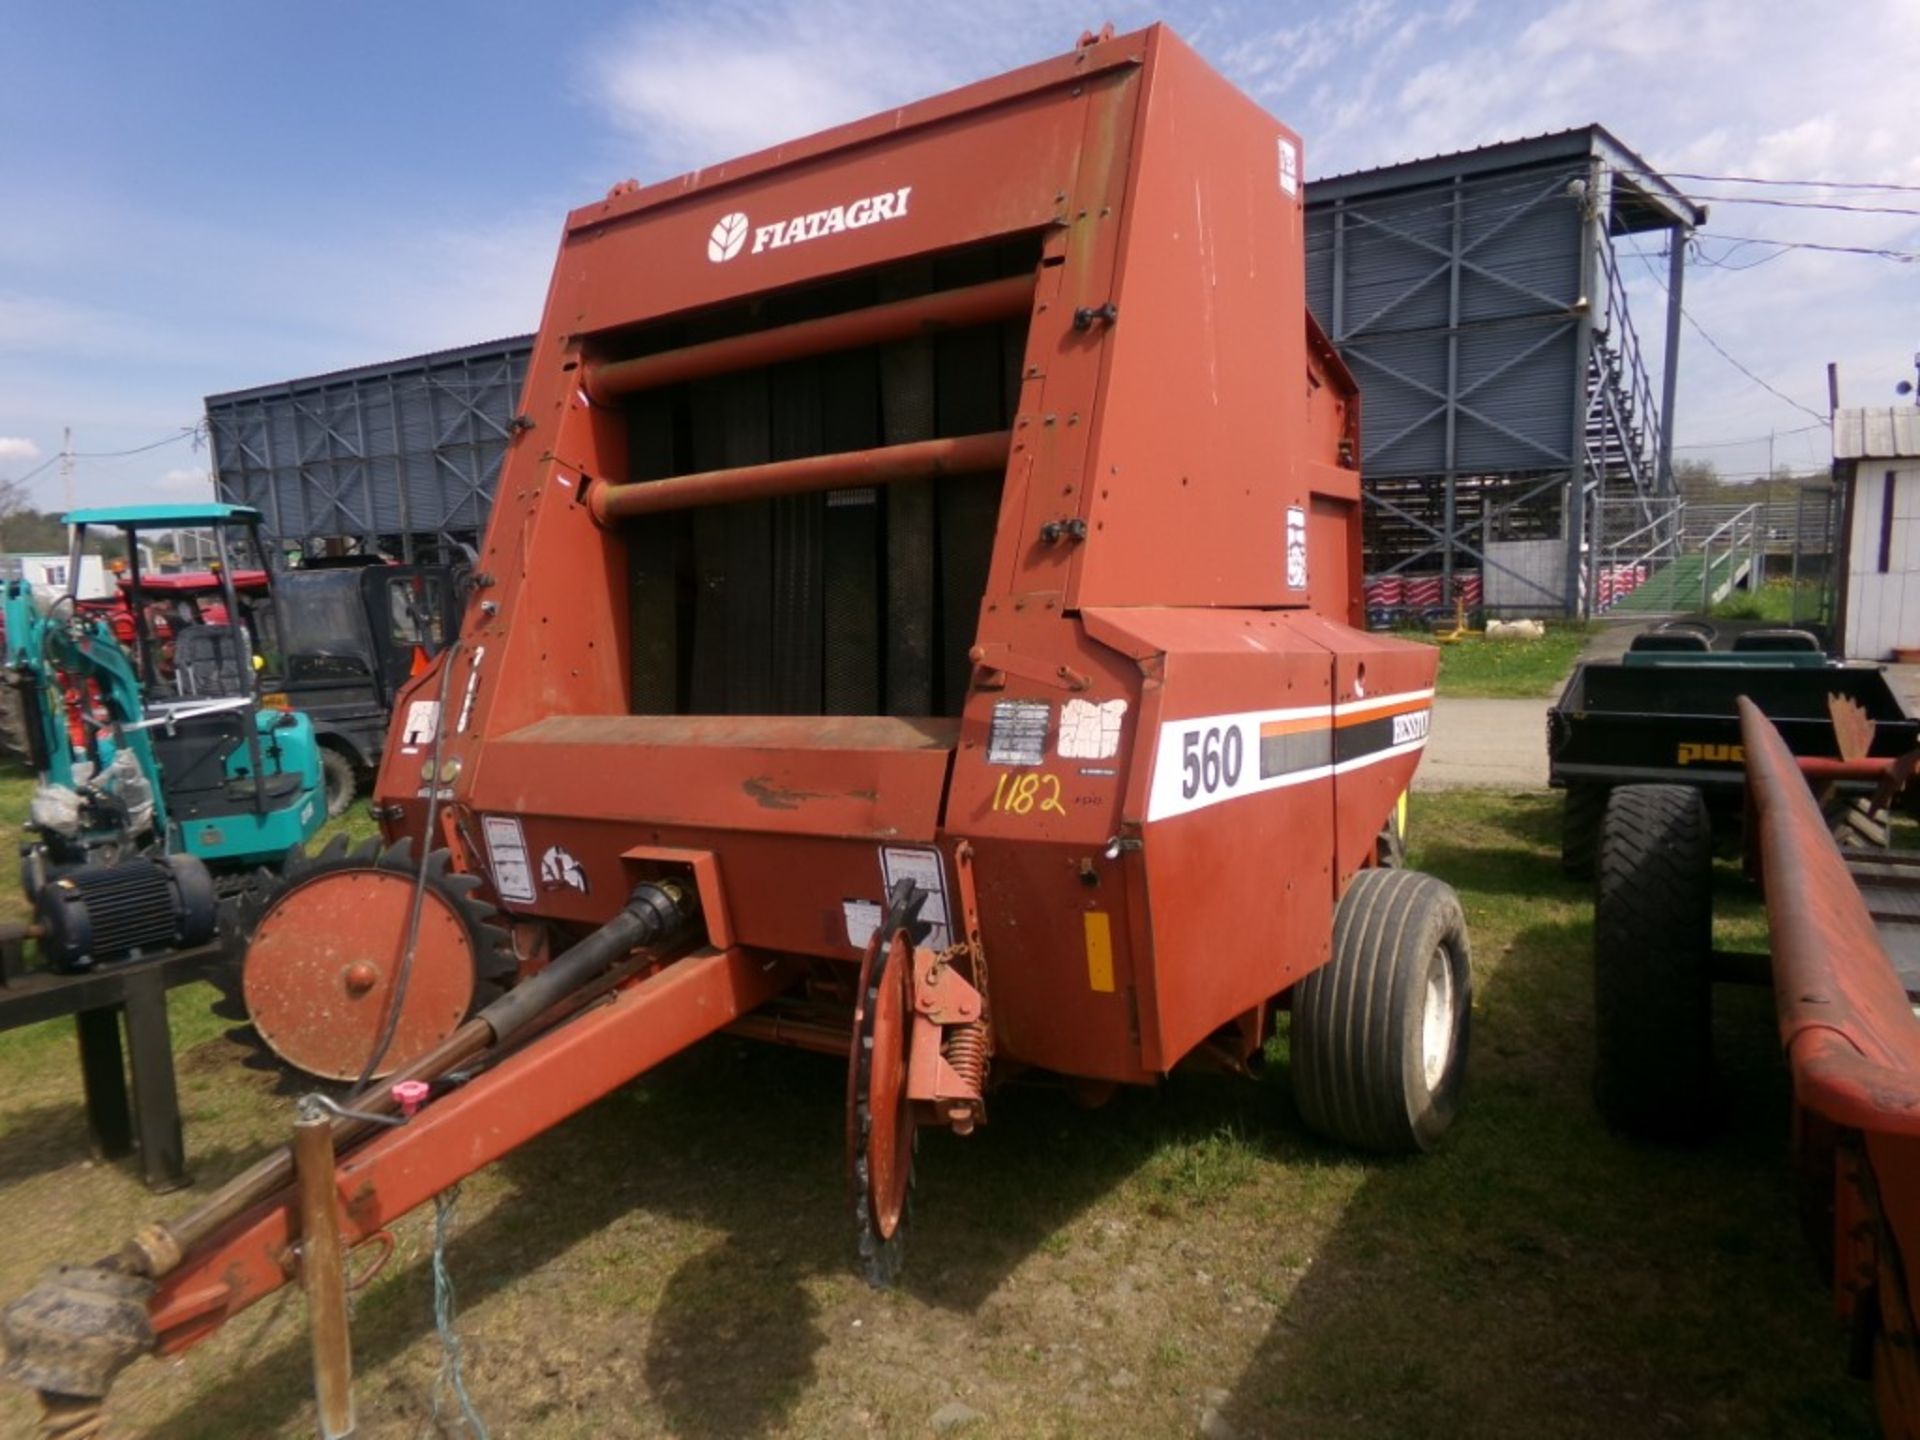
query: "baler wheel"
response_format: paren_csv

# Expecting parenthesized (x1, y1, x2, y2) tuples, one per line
(1592, 784, 1714, 1141)
(214, 836, 513, 1086)
(1292, 867, 1471, 1154)
(848, 883, 927, 1287)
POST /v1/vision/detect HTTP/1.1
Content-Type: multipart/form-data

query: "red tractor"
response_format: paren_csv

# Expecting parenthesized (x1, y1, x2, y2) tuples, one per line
(4, 25, 1468, 1430)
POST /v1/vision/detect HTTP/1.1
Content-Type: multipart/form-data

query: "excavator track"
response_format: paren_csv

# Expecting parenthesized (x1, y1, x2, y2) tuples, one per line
(210, 836, 513, 1086)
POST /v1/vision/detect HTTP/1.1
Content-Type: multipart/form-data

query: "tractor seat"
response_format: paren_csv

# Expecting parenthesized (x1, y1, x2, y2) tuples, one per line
(174, 624, 251, 698)
(1628, 631, 1711, 654)
(1730, 628, 1822, 654)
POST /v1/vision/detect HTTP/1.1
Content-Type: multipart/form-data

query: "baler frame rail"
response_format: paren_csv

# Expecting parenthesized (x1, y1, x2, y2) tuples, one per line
(1739, 698, 1920, 1435)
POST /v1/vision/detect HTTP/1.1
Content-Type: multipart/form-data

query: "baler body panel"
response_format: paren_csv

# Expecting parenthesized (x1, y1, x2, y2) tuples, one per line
(374, 23, 1428, 1082)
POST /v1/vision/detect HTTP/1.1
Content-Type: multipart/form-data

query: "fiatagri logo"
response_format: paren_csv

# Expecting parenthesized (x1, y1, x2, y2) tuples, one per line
(706, 186, 913, 264)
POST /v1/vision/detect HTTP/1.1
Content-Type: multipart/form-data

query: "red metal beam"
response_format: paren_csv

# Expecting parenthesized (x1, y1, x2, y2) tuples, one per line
(1795, 756, 1899, 783)
(147, 947, 793, 1355)
(584, 274, 1034, 403)
(1739, 698, 1920, 1137)
(589, 431, 1012, 524)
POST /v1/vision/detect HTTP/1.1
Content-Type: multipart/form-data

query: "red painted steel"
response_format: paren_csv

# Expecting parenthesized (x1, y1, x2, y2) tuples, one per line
(589, 432, 1014, 522)
(1740, 698, 1920, 1436)
(583, 274, 1035, 402)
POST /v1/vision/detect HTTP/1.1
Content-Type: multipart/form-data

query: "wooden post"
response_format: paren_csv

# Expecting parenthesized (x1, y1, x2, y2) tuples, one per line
(294, 1099, 355, 1439)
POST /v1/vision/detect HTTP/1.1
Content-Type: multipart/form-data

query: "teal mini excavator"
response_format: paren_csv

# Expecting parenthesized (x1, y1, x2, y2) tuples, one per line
(2, 503, 325, 969)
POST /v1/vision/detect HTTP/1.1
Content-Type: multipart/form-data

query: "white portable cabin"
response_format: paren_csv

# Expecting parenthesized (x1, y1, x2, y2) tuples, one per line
(1835, 407, 1920, 660)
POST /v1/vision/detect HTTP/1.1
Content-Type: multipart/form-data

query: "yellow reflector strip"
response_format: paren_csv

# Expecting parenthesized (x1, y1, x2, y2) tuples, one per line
(1084, 911, 1115, 993)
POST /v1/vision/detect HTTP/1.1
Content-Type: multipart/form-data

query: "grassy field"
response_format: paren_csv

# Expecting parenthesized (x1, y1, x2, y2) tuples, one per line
(1714, 578, 1827, 625)
(1402, 624, 1591, 699)
(0, 786, 1871, 1438)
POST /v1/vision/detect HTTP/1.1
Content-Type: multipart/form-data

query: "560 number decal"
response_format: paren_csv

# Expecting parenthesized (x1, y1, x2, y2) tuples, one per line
(1180, 726, 1245, 800)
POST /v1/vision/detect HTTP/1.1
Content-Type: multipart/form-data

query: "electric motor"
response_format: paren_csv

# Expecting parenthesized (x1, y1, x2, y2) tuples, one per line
(35, 854, 217, 971)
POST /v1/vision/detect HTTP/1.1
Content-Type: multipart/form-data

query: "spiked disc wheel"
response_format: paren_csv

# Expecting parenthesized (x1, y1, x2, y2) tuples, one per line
(224, 837, 512, 1084)
(848, 883, 926, 1288)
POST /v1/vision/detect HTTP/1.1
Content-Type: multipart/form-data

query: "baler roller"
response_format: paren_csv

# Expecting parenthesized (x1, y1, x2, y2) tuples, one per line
(583, 272, 1034, 403)
(589, 430, 1013, 523)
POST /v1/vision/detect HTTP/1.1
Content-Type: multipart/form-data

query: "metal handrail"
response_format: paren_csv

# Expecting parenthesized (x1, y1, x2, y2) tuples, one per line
(1592, 497, 1685, 613)
(1697, 502, 1762, 610)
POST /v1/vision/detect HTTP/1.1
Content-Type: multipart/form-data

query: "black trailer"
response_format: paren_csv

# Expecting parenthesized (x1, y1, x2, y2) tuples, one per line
(1548, 624, 1920, 875)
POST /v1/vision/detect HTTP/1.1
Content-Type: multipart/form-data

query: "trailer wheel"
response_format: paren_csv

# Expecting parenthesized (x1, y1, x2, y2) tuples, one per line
(319, 747, 357, 820)
(1292, 867, 1472, 1153)
(1561, 784, 1605, 879)
(1593, 783, 1714, 1141)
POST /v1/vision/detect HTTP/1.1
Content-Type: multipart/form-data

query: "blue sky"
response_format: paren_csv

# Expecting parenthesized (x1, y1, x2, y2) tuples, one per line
(2, 0, 1914, 509)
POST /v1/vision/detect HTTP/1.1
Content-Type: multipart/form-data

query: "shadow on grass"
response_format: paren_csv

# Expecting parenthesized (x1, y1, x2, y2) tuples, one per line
(0, 1100, 101, 1185)
(1211, 912, 1869, 1440)
(137, 1035, 1290, 1440)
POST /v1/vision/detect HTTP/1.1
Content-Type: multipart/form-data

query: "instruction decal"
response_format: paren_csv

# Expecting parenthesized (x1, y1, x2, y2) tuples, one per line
(400, 699, 439, 751)
(482, 815, 535, 905)
(1277, 137, 1300, 198)
(879, 846, 951, 950)
(1058, 698, 1127, 760)
(842, 898, 883, 950)
(987, 699, 1050, 767)
(1286, 505, 1308, 589)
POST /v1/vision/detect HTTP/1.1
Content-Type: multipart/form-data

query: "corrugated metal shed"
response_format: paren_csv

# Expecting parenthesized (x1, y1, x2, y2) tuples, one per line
(206, 335, 534, 558)
(1834, 407, 1920, 461)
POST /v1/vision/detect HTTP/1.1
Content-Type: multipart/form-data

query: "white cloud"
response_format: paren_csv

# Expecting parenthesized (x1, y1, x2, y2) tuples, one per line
(0, 437, 40, 464)
(154, 468, 212, 497)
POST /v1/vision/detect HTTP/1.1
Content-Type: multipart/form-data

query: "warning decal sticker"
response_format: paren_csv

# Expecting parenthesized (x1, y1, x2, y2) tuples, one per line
(987, 700, 1050, 767)
(879, 846, 951, 951)
(482, 815, 535, 904)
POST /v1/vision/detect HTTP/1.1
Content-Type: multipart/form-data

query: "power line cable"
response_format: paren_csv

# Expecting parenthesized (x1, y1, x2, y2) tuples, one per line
(1695, 231, 1917, 262)
(69, 424, 204, 459)
(1622, 166, 1920, 195)
(0, 453, 62, 487)
(1681, 192, 1920, 218)
(1624, 241, 1829, 423)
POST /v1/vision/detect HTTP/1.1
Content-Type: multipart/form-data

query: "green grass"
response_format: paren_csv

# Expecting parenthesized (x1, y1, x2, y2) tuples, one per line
(1714, 578, 1826, 624)
(1400, 623, 1592, 698)
(0, 787, 1871, 1438)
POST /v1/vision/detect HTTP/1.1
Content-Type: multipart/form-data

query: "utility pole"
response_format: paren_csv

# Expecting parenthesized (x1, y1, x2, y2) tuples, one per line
(60, 427, 73, 511)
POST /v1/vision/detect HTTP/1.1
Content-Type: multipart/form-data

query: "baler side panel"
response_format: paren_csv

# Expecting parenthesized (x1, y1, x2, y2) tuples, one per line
(1086, 607, 1338, 1070)
(1070, 29, 1311, 610)
(944, 607, 1149, 1081)
(1282, 614, 1437, 888)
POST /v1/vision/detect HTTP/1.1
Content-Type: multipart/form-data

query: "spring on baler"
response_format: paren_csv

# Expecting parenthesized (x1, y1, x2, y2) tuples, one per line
(942, 1019, 988, 1097)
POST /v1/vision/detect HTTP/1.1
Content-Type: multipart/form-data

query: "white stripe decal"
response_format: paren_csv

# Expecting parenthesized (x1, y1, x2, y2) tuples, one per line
(1146, 704, 1429, 820)
(1332, 687, 1435, 717)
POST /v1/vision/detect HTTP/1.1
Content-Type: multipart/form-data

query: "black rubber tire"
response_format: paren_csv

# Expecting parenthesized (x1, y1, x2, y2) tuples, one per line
(319, 747, 357, 820)
(1561, 784, 1605, 880)
(1292, 867, 1472, 1154)
(1593, 783, 1715, 1141)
